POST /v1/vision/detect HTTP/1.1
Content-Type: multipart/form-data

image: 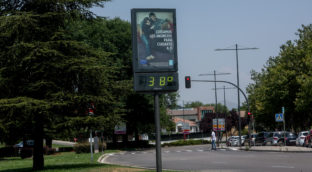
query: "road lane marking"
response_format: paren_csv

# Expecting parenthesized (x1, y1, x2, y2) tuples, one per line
(272, 165, 295, 169)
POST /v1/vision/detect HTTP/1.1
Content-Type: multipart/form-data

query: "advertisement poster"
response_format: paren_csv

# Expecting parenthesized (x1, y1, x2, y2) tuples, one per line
(213, 118, 225, 131)
(132, 9, 177, 72)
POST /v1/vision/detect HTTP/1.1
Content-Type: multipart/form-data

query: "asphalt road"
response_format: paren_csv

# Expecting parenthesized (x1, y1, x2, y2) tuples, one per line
(102, 145, 312, 172)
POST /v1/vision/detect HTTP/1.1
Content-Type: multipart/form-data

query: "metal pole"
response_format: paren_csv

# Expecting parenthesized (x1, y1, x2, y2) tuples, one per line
(215, 44, 258, 147)
(101, 131, 104, 154)
(154, 93, 162, 172)
(235, 44, 242, 147)
(282, 107, 286, 147)
(183, 101, 185, 141)
(214, 70, 219, 147)
(90, 129, 93, 162)
(253, 115, 255, 146)
(224, 86, 227, 143)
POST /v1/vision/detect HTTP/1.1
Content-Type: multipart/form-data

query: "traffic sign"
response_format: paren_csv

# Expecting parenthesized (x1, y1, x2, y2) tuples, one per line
(213, 118, 225, 131)
(183, 129, 190, 134)
(275, 113, 283, 122)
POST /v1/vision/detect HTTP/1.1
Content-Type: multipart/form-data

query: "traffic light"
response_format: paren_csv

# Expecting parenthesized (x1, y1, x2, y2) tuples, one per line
(185, 76, 191, 88)
(248, 112, 251, 116)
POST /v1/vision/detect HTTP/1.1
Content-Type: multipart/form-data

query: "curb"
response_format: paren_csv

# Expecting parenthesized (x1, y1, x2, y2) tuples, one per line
(236, 146, 312, 153)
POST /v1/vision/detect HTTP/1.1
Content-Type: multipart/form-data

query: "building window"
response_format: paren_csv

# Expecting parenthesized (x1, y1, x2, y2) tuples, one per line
(177, 126, 182, 132)
(201, 110, 213, 119)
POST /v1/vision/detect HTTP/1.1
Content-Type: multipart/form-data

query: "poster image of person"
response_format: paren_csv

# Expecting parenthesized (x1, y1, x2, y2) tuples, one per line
(136, 11, 176, 69)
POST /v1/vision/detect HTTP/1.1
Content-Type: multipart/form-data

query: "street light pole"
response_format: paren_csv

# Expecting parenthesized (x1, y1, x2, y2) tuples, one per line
(199, 71, 230, 146)
(215, 44, 258, 146)
(212, 86, 236, 142)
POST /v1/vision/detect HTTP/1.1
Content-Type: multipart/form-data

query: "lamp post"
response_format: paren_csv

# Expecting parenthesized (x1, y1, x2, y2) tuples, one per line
(199, 71, 230, 146)
(215, 44, 258, 146)
(212, 86, 236, 143)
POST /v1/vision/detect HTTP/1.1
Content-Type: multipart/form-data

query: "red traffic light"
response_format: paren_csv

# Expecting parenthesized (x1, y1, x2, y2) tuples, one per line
(248, 112, 252, 115)
(185, 76, 191, 88)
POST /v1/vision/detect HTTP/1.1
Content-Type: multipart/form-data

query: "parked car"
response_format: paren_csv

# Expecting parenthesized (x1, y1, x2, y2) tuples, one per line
(304, 130, 312, 148)
(226, 136, 237, 146)
(13, 140, 34, 158)
(285, 132, 298, 146)
(243, 133, 258, 146)
(273, 132, 298, 146)
(255, 131, 271, 146)
(264, 131, 283, 146)
(296, 131, 309, 146)
(14, 140, 34, 149)
(228, 135, 246, 146)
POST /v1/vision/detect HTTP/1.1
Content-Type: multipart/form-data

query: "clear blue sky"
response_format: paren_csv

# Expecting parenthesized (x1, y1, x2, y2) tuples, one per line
(93, 0, 312, 109)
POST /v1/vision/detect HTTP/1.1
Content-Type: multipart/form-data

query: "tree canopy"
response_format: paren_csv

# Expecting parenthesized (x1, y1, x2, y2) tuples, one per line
(0, 0, 114, 170)
(247, 24, 312, 131)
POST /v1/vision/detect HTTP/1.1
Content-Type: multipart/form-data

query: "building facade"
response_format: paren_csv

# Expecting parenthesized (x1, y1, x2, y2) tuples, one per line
(167, 106, 215, 133)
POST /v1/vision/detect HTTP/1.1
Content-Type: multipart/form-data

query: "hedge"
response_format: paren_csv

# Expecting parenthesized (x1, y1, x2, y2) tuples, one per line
(74, 142, 107, 154)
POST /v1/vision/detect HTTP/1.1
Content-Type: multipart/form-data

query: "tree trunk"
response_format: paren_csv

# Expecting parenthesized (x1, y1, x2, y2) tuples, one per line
(135, 127, 140, 144)
(33, 114, 44, 170)
(46, 137, 52, 148)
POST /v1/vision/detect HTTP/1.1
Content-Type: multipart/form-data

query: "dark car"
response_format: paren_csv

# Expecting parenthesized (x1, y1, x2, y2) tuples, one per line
(243, 133, 258, 146)
(14, 140, 34, 149)
(273, 132, 298, 146)
(255, 132, 271, 146)
(264, 131, 283, 146)
(285, 132, 298, 146)
(14, 140, 34, 158)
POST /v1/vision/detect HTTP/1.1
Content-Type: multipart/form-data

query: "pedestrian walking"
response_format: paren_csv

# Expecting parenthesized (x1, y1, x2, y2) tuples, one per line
(211, 130, 217, 150)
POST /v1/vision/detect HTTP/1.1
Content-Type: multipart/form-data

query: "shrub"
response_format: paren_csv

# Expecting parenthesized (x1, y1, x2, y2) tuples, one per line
(74, 142, 107, 154)
(106, 140, 151, 149)
(162, 139, 210, 147)
(55, 147, 73, 152)
(0, 147, 18, 158)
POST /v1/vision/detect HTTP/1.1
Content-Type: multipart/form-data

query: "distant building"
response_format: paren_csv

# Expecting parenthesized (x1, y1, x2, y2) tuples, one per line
(167, 106, 215, 133)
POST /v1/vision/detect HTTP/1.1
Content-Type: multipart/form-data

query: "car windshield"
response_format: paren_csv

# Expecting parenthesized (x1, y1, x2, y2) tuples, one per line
(302, 132, 308, 136)
(264, 132, 270, 137)
(287, 133, 297, 138)
(273, 133, 281, 137)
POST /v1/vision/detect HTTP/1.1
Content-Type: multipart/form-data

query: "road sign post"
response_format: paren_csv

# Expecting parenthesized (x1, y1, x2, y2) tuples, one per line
(282, 107, 286, 146)
(275, 110, 286, 147)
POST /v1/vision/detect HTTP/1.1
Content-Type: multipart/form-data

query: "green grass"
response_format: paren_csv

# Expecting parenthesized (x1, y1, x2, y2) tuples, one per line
(0, 151, 179, 172)
(0, 151, 131, 172)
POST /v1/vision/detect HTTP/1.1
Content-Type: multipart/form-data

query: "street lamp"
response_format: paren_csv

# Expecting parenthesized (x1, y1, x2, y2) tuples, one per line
(215, 44, 258, 146)
(199, 71, 230, 146)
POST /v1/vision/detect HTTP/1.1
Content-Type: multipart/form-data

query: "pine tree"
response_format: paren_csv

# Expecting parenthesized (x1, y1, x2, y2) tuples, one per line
(0, 0, 117, 170)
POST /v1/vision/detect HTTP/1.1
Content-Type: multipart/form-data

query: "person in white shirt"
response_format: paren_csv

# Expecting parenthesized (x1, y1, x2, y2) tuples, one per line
(211, 130, 217, 150)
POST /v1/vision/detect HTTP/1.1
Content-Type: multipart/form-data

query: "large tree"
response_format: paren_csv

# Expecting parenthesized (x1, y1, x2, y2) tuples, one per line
(247, 24, 312, 131)
(0, 0, 120, 170)
(67, 16, 176, 140)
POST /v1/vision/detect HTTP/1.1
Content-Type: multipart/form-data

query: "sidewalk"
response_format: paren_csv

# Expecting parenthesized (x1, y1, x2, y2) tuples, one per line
(52, 140, 76, 146)
(226, 145, 312, 152)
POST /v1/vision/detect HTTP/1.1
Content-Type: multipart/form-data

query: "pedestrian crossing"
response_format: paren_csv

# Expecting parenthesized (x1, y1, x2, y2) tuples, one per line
(108, 147, 231, 156)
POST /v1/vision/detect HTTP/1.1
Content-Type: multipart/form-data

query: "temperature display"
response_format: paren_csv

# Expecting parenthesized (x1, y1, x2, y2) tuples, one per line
(134, 72, 178, 92)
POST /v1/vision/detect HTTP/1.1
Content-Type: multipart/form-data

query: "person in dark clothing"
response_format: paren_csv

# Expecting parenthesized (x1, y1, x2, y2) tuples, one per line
(140, 17, 155, 60)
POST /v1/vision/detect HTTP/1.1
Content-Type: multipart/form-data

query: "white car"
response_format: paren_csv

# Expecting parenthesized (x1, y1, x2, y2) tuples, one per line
(228, 136, 246, 146)
(296, 131, 309, 146)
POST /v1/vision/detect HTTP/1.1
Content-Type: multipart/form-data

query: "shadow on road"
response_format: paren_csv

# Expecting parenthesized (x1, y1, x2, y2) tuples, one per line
(0, 163, 105, 172)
